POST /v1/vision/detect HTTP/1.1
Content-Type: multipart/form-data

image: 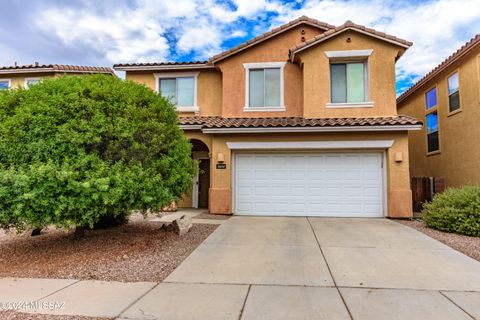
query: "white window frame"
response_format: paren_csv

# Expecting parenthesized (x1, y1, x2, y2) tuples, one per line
(325, 50, 373, 108)
(0, 79, 11, 90)
(154, 72, 199, 113)
(243, 62, 286, 112)
(24, 77, 42, 89)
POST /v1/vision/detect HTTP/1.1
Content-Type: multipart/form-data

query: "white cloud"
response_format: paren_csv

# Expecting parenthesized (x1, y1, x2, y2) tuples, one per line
(231, 30, 248, 38)
(271, 0, 480, 83)
(35, 6, 170, 63)
(5, 0, 479, 89)
(176, 20, 223, 59)
(383, 0, 480, 82)
(210, 0, 284, 23)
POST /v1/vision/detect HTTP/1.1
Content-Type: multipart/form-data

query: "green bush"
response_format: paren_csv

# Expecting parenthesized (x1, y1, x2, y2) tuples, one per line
(0, 75, 195, 232)
(422, 186, 480, 236)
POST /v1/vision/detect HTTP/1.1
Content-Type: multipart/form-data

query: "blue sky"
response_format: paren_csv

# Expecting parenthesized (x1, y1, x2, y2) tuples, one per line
(0, 0, 479, 94)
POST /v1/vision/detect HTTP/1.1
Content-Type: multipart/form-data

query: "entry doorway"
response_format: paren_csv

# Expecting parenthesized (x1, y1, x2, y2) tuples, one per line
(193, 159, 210, 208)
(191, 139, 210, 209)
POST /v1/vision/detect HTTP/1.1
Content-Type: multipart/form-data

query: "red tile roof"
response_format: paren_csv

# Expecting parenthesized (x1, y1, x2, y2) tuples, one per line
(208, 16, 335, 63)
(113, 61, 213, 70)
(0, 64, 114, 74)
(289, 20, 412, 61)
(180, 115, 421, 129)
(397, 34, 480, 104)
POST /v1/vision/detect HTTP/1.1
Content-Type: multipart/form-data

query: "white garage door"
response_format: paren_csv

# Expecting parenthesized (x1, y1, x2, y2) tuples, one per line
(234, 152, 384, 217)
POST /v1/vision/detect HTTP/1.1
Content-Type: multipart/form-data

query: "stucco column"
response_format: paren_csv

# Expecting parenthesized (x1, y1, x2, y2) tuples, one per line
(387, 132, 413, 218)
(209, 136, 232, 214)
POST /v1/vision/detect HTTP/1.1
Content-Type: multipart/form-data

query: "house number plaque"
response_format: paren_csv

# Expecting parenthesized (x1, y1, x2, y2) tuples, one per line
(216, 163, 227, 169)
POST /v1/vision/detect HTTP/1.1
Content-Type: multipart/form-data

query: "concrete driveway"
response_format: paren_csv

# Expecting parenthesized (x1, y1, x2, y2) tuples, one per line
(120, 217, 480, 320)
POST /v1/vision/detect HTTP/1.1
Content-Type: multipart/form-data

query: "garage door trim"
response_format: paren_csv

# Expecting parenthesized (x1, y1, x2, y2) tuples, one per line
(227, 140, 394, 150)
(232, 150, 388, 217)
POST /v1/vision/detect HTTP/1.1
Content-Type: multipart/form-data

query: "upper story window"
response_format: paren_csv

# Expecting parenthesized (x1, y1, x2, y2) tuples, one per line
(0, 79, 11, 90)
(155, 72, 199, 112)
(330, 62, 366, 103)
(447, 72, 460, 113)
(24, 78, 41, 89)
(426, 112, 439, 153)
(325, 49, 373, 108)
(243, 62, 286, 111)
(425, 86, 439, 153)
(425, 87, 437, 110)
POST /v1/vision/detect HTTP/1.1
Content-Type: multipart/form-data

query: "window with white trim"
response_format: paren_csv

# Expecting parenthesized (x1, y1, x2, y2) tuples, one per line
(24, 78, 42, 89)
(159, 77, 194, 106)
(249, 68, 280, 107)
(0, 79, 11, 90)
(155, 72, 199, 112)
(243, 62, 285, 111)
(325, 50, 372, 108)
(330, 62, 367, 103)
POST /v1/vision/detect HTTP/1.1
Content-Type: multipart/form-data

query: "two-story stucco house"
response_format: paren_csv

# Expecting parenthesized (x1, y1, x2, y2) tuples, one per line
(114, 16, 421, 218)
(0, 63, 114, 90)
(397, 35, 480, 188)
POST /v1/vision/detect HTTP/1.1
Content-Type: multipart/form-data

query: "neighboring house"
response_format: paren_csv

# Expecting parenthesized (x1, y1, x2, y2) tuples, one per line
(397, 35, 480, 188)
(114, 16, 421, 218)
(0, 63, 114, 90)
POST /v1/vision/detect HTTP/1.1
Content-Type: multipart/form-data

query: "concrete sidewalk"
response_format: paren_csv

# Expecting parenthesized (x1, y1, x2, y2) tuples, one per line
(0, 277, 156, 318)
(1, 217, 480, 319)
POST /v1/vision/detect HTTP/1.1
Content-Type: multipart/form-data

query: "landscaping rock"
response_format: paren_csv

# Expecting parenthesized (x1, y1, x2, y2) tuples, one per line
(172, 215, 193, 236)
(162, 201, 178, 212)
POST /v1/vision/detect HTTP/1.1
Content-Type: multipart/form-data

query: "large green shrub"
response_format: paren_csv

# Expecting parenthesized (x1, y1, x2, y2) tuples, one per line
(423, 186, 480, 236)
(0, 75, 195, 232)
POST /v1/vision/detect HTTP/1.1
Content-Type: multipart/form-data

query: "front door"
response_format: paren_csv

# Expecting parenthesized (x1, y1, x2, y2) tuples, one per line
(198, 159, 210, 208)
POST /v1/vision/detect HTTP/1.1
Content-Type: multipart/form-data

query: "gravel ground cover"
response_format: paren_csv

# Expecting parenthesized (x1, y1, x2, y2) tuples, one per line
(0, 311, 110, 320)
(0, 215, 217, 282)
(397, 220, 480, 262)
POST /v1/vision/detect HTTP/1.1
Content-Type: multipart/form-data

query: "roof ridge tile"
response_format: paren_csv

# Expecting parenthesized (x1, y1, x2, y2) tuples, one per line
(289, 20, 412, 58)
(209, 15, 335, 63)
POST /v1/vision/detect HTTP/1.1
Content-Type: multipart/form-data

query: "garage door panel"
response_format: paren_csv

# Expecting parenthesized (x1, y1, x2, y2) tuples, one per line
(343, 187, 363, 196)
(236, 186, 253, 196)
(364, 186, 381, 196)
(235, 153, 384, 217)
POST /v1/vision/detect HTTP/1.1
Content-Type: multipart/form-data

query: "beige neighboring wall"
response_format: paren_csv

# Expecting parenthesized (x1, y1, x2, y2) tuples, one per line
(187, 130, 412, 218)
(397, 48, 480, 187)
(216, 24, 325, 118)
(3, 71, 113, 89)
(5, 72, 54, 88)
(126, 69, 223, 116)
(297, 30, 401, 118)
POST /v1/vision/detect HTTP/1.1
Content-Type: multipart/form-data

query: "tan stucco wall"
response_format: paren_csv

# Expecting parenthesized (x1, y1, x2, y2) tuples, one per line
(184, 130, 412, 218)
(397, 49, 480, 187)
(297, 30, 402, 118)
(126, 69, 223, 116)
(216, 24, 325, 118)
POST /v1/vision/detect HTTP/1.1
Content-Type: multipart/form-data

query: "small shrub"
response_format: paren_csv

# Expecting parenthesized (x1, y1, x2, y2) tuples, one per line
(422, 186, 480, 236)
